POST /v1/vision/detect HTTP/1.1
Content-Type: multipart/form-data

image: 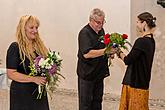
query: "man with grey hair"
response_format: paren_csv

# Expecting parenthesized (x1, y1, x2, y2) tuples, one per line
(77, 8, 113, 110)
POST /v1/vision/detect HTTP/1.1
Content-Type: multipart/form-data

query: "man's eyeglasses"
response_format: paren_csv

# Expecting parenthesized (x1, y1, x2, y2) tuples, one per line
(92, 19, 106, 25)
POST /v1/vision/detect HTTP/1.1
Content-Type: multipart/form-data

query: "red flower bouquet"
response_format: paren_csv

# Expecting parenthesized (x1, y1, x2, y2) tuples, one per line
(99, 33, 131, 54)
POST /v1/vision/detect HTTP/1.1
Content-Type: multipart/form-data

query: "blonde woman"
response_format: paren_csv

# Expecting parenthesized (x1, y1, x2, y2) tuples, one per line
(6, 15, 49, 110)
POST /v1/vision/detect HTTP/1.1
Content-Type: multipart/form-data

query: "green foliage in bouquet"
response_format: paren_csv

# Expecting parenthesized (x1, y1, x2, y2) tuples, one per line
(99, 33, 131, 54)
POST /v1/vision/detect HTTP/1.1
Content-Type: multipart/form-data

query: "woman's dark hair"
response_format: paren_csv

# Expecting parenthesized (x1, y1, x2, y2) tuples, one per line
(138, 12, 156, 29)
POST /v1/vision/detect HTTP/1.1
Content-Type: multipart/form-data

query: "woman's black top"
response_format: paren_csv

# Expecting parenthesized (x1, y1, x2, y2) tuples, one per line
(6, 42, 49, 110)
(122, 34, 155, 89)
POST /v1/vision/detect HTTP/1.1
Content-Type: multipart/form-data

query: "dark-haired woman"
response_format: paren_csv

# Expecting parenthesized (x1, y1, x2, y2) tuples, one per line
(117, 12, 156, 110)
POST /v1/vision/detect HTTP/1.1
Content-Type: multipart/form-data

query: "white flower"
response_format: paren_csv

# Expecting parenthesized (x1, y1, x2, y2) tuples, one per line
(55, 51, 62, 60)
(45, 58, 50, 64)
(38, 58, 45, 67)
(45, 63, 52, 69)
(50, 60, 54, 65)
(39, 58, 50, 68)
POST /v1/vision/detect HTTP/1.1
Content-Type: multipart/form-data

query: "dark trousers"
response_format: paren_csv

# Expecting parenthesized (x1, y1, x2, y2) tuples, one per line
(78, 77, 104, 110)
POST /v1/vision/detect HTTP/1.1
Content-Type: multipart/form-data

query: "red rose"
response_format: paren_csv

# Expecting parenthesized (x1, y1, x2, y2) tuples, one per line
(122, 34, 128, 39)
(104, 38, 110, 45)
(104, 33, 110, 39)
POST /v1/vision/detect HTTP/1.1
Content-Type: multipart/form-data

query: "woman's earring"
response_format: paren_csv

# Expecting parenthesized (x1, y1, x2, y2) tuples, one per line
(143, 27, 145, 32)
(143, 22, 146, 32)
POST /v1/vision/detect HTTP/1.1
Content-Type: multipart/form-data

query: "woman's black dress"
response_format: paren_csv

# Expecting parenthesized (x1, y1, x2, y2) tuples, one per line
(6, 42, 49, 110)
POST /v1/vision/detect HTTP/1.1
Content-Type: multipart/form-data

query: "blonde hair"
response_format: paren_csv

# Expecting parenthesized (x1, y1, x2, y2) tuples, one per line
(16, 15, 48, 63)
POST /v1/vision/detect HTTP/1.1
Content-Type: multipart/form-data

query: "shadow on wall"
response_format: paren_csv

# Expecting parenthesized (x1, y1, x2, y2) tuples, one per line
(0, 59, 1, 65)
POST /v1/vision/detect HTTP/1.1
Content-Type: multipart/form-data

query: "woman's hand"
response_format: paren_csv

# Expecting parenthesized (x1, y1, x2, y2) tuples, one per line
(107, 47, 118, 58)
(32, 76, 47, 85)
(110, 47, 118, 55)
(109, 54, 115, 59)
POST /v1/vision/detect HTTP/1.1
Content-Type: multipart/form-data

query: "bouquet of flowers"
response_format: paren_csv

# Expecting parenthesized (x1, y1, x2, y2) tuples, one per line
(29, 50, 64, 99)
(99, 33, 132, 66)
(99, 33, 131, 54)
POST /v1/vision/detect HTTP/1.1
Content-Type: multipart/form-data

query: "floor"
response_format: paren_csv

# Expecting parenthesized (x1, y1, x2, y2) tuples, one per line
(0, 89, 165, 110)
